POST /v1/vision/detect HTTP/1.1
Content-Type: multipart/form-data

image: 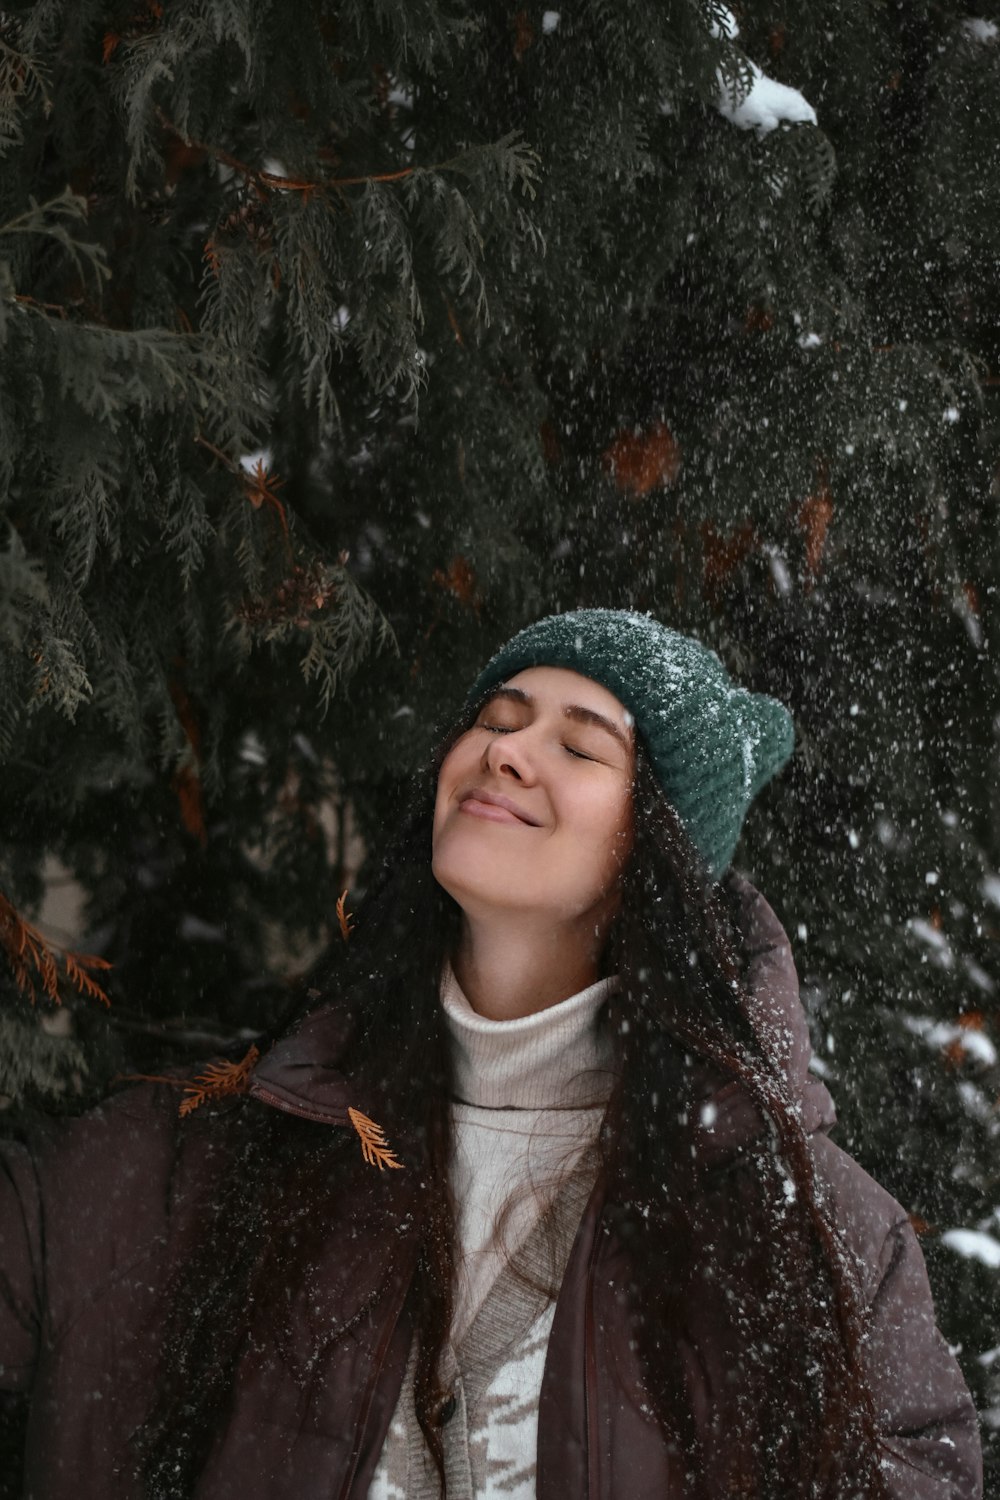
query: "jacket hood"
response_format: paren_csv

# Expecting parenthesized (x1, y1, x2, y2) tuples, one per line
(250, 873, 836, 1166)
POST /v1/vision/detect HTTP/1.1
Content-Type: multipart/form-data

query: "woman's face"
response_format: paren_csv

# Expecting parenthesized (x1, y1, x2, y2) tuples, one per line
(432, 666, 634, 933)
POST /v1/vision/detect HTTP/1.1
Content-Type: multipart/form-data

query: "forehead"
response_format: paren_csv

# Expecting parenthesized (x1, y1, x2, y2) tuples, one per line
(500, 665, 631, 728)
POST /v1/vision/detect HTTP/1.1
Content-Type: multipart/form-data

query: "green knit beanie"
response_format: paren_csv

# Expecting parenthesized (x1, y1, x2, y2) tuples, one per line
(467, 608, 794, 880)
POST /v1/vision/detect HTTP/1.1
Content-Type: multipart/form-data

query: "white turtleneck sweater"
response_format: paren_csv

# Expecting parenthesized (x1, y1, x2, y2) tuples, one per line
(368, 968, 618, 1500)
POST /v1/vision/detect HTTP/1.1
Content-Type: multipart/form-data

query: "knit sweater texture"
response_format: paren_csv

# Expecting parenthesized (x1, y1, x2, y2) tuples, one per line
(367, 967, 617, 1499)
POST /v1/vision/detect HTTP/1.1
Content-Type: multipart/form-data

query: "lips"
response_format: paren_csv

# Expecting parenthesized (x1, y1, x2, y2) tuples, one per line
(458, 787, 540, 826)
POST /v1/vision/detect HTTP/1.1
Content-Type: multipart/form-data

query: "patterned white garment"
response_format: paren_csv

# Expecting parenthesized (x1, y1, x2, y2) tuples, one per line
(462, 1304, 556, 1497)
(369, 1173, 591, 1500)
(367, 968, 617, 1499)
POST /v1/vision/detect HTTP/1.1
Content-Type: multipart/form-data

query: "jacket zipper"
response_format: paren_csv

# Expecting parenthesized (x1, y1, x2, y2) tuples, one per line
(584, 1231, 603, 1499)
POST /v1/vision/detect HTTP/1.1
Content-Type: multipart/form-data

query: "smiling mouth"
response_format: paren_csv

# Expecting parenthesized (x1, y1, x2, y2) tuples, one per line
(459, 790, 540, 826)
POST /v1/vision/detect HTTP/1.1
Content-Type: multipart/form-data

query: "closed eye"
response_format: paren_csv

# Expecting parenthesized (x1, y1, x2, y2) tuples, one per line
(479, 723, 596, 761)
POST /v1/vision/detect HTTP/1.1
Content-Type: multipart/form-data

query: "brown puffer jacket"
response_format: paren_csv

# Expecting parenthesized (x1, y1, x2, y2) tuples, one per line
(0, 877, 983, 1498)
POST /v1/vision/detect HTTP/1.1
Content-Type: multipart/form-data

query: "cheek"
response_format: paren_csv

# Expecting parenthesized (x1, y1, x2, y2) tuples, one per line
(431, 779, 452, 850)
(588, 793, 633, 879)
(610, 787, 634, 855)
(432, 739, 473, 844)
(563, 787, 631, 869)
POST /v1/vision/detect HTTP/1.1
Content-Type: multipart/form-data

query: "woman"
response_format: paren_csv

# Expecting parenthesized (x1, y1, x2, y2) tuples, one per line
(0, 609, 983, 1498)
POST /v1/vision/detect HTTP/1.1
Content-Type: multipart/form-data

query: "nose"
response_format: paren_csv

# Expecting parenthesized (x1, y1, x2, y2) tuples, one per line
(481, 728, 537, 783)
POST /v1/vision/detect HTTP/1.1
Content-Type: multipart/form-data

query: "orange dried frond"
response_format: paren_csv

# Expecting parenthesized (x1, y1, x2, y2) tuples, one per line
(239, 562, 338, 630)
(444, 298, 465, 346)
(941, 1039, 966, 1071)
(539, 419, 562, 467)
(168, 676, 203, 756)
(700, 519, 758, 605)
(22, 927, 59, 1003)
(743, 305, 775, 334)
(348, 1107, 404, 1170)
(242, 460, 289, 537)
(243, 458, 284, 503)
(105, 0, 162, 60)
(241, 564, 340, 633)
(167, 671, 207, 847)
(164, 138, 207, 186)
(798, 483, 834, 579)
(336, 890, 355, 944)
(602, 420, 681, 495)
(372, 63, 391, 110)
(171, 762, 207, 847)
(178, 1044, 261, 1117)
(431, 555, 480, 612)
(512, 9, 534, 60)
(61, 951, 112, 1008)
(0, 890, 112, 1007)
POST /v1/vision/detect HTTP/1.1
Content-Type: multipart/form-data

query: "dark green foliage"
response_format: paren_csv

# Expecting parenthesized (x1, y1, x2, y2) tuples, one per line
(0, 0, 998, 1475)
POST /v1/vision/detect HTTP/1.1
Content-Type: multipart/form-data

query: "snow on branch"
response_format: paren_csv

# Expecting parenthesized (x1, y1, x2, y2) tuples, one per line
(711, 7, 817, 136)
(941, 1228, 1000, 1269)
(961, 19, 998, 44)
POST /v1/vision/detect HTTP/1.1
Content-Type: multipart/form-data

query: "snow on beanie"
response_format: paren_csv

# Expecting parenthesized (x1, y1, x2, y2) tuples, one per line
(467, 608, 794, 881)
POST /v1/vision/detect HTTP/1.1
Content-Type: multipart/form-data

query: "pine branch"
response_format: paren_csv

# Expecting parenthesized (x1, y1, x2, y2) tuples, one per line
(0, 889, 111, 1007)
(0, 1011, 86, 1100)
(0, 524, 48, 650)
(115, 1042, 261, 1115)
(177, 1043, 260, 1116)
(158, 110, 538, 204)
(0, 27, 51, 153)
(157, 110, 417, 200)
(0, 189, 110, 299)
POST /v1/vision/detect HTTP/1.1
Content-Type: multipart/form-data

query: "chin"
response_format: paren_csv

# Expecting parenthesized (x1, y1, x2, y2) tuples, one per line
(434, 867, 538, 915)
(433, 864, 600, 931)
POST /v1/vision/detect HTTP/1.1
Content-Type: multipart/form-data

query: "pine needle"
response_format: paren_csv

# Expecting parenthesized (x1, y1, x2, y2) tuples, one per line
(347, 1106, 404, 1170)
(178, 1043, 261, 1116)
(336, 889, 354, 943)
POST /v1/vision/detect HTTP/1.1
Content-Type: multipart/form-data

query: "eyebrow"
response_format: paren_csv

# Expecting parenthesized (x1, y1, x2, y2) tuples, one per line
(486, 686, 631, 750)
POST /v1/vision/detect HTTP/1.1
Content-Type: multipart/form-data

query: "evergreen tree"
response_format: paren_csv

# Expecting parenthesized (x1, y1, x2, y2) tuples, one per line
(0, 0, 997, 1480)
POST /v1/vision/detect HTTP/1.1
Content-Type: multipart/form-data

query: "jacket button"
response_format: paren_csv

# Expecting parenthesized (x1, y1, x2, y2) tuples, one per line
(438, 1392, 457, 1425)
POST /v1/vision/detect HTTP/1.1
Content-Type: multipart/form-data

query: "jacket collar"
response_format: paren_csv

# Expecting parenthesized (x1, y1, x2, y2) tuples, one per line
(249, 1001, 358, 1126)
(250, 873, 836, 1166)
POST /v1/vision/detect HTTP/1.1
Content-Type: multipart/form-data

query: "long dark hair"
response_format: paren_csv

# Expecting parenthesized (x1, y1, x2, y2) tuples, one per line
(136, 704, 891, 1499)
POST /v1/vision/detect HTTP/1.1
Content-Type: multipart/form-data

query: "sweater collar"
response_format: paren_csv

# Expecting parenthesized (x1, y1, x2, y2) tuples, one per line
(440, 964, 618, 1109)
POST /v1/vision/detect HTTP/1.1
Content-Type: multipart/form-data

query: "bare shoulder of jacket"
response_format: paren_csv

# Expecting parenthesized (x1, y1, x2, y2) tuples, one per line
(810, 1131, 984, 1499)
